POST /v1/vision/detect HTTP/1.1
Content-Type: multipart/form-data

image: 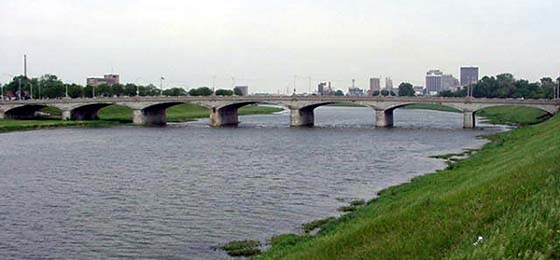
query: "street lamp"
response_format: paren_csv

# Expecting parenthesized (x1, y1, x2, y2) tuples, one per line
(160, 76, 164, 96)
(65, 84, 69, 98)
(554, 77, 560, 99)
(135, 77, 143, 97)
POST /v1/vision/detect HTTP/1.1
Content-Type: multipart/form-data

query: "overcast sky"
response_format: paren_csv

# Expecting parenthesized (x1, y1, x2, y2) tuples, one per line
(1, 0, 559, 93)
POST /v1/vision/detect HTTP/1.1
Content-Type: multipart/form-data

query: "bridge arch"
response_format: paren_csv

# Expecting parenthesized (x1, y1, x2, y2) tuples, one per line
(131, 102, 185, 126)
(63, 103, 113, 121)
(2, 104, 50, 119)
(290, 101, 374, 127)
(210, 101, 287, 127)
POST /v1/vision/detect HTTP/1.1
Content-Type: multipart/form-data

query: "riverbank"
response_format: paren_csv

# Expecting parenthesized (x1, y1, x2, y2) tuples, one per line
(404, 104, 549, 125)
(0, 104, 283, 133)
(255, 114, 559, 259)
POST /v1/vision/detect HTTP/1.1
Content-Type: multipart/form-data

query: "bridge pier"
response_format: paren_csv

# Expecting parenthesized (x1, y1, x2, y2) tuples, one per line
(210, 107, 239, 127)
(62, 110, 71, 120)
(132, 109, 166, 126)
(290, 108, 314, 127)
(463, 110, 476, 128)
(62, 109, 99, 121)
(375, 109, 394, 128)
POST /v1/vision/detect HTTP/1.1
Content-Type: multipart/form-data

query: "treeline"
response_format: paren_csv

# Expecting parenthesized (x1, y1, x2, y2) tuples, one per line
(440, 73, 559, 99)
(1, 74, 245, 99)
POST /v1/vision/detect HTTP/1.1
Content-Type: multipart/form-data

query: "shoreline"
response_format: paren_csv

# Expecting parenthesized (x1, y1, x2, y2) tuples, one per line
(221, 126, 497, 257)
(253, 114, 559, 259)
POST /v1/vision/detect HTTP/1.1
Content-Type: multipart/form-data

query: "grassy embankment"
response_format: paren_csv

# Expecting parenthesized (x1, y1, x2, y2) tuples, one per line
(405, 104, 549, 125)
(0, 104, 283, 132)
(254, 113, 560, 259)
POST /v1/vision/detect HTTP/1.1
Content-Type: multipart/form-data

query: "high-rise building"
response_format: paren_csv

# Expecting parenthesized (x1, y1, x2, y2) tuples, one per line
(317, 82, 326, 96)
(442, 74, 460, 91)
(460, 67, 479, 86)
(86, 74, 120, 86)
(385, 77, 393, 92)
(369, 77, 381, 96)
(426, 70, 443, 95)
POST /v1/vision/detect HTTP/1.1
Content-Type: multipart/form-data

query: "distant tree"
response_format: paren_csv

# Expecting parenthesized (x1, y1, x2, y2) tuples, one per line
(66, 84, 83, 98)
(95, 84, 113, 97)
(372, 90, 380, 96)
(162, 87, 187, 96)
(380, 90, 390, 96)
(215, 89, 234, 96)
(188, 87, 213, 96)
(398, 82, 415, 96)
(439, 73, 557, 99)
(112, 84, 125, 97)
(334, 90, 344, 96)
(137, 84, 160, 96)
(123, 83, 138, 96)
(233, 87, 244, 96)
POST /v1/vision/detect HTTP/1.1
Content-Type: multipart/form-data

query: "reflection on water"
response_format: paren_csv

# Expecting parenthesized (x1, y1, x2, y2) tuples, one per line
(0, 107, 503, 259)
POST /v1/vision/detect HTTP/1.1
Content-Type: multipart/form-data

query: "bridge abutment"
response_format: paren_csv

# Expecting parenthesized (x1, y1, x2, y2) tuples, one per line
(132, 109, 166, 126)
(290, 108, 314, 127)
(375, 109, 394, 127)
(210, 107, 239, 127)
(463, 110, 476, 128)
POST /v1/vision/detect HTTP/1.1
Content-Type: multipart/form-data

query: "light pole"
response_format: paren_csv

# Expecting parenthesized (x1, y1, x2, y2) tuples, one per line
(18, 78, 22, 100)
(160, 76, 164, 96)
(0, 81, 3, 100)
(135, 77, 143, 97)
(554, 77, 560, 99)
(65, 84, 69, 98)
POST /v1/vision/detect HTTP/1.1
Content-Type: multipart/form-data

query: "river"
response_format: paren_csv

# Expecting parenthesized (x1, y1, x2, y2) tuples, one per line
(0, 107, 505, 259)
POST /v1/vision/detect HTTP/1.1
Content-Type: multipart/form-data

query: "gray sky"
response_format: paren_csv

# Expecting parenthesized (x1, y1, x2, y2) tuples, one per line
(1, 0, 559, 93)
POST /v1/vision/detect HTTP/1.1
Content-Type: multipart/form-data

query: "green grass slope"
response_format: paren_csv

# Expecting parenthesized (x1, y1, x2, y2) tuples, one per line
(404, 103, 462, 113)
(477, 106, 550, 126)
(258, 115, 560, 259)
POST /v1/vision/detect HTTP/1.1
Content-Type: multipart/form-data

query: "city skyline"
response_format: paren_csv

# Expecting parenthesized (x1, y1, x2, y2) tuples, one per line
(1, 0, 559, 92)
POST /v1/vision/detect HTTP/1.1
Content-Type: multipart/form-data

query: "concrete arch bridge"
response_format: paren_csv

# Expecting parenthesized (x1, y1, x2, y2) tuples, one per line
(0, 96, 558, 128)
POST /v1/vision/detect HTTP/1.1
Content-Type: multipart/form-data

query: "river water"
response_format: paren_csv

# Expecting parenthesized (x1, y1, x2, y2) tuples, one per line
(0, 107, 504, 259)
